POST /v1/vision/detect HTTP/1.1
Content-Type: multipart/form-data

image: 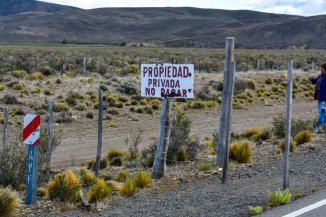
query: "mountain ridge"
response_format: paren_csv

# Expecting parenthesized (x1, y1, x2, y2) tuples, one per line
(0, 4, 325, 49)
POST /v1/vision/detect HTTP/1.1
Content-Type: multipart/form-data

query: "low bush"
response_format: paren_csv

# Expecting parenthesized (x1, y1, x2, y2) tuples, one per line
(141, 142, 156, 168)
(117, 81, 138, 95)
(108, 108, 120, 115)
(229, 140, 252, 163)
(134, 171, 152, 189)
(115, 170, 129, 182)
(3, 94, 18, 104)
(271, 115, 314, 138)
(86, 178, 111, 203)
(119, 178, 135, 197)
(124, 130, 143, 161)
(0, 85, 5, 91)
(41, 66, 52, 76)
(53, 102, 69, 112)
(248, 206, 263, 216)
(246, 79, 257, 90)
(241, 127, 261, 139)
(265, 77, 274, 85)
(268, 188, 291, 206)
(107, 148, 124, 166)
(252, 127, 272, 141)
(198, 163, 215, 171)
(0, 186, 20, 217)
(12, 70, 28, 78)
(31, 72, 43, 79)
(37, 187, 48, 197)
(47, 170, 81, 202)
(80, 168, 95, 187)
(293, 131, 313, 145)
(277, 139, 295, 153)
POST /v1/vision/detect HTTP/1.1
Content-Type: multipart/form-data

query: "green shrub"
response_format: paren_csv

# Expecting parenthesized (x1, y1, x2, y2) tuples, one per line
(0, 186, 20, 217)
(117, 81, 138, 95)
(134, 171, 152, 189)
(76, 103, 87, 111)
(265, 77, 274, 85)
(41, 66, 53, 76)
(268, 188, 291, 206)
(136, 107, 144, 113)
(293, 131, 313, 145)
(198, 163, 215, 171)
(3, 94, 18, 104)
(43, 89, 54, 95)
(128, 64, 140, 74)
(47, 170, 81, 202)
(53, 102, 69, 112)
(108, 108, 120, 115)
(31, 72, 43, 80)
(119, 178, 135, 197)
(248, 206, 263, 216)
(271, 116, 314, 138)
(294, 192, 303, 199)
(0, 85, 5, 92)
(246, 79, 257, 90)
(86, 178, 111, 203)
(168, 113, 196, 164)
(229, 140, 252, 163)
(12, 70, 28, 78)
(252, 127, 272, 141)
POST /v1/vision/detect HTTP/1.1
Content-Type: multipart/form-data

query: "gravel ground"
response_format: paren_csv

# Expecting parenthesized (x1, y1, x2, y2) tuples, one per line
(46, 134, 326, 217)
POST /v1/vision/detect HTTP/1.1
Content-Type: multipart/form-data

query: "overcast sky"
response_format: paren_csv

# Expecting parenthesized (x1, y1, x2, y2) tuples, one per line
(41, 0, 326, 16)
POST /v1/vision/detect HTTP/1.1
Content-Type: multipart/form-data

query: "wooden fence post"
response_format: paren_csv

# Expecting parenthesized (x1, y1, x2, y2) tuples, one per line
(95, 90, 103, 177)
(2, 107, 8, 147)
(152, 98, 172, 179)
(83, 57, 87, 76)
(46, 101, 53, 179)
(283, 60, 293, 190)
(217, 37, 234, 167)
(222, 61, 236, 184)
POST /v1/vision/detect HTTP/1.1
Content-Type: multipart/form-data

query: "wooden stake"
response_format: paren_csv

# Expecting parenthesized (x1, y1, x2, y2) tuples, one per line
(95, 90, 103, 177)
(152, 98, 172, 179)
(83, 57, 86, 76)
(222, 61, 236, 184)
(2, 107, 8, 147)
(46, 101, 53, 179)
(283, 60, 293, 190)
(217, 37, 234, 167)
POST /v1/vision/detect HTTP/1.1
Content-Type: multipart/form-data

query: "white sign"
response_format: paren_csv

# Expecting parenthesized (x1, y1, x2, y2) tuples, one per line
(23, 114, 41, 145)
(141, 64, 194, 98)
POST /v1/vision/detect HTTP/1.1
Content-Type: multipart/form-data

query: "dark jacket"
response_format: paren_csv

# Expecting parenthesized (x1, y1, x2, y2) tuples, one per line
(311, 75, 326, 101)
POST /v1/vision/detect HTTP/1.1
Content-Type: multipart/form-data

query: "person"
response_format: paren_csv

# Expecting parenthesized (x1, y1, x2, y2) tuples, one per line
(310, 63, 326, 133)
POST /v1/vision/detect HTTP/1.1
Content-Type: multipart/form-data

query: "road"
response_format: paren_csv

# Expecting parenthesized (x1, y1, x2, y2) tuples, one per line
(260, 188, 326, 217)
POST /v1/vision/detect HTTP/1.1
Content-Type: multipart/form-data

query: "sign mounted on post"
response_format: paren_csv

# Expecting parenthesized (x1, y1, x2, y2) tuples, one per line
(23, 114, 41, 205)
(23, 114, 41, 145)
(141, 64, 194, 98)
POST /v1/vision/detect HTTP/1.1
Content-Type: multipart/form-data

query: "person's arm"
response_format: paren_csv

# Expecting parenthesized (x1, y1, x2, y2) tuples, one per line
(310, 76, 319, 84)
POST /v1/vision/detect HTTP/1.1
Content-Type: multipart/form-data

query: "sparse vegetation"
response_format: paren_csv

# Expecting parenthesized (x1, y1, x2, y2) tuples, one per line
(229, 140, 252, 163)
(86, 178, 111, 203)
(107, 148, 125, 166)
(134, 171, 152, 189)
(294, 131, 313, 145)
(198, 163, 215, 171)
(268, 188, 291, 206)
(47, 170, 81, 202)
(248, 206, 263, 216)
(119, 178, 136, 197)
(0, 186, 20, 217)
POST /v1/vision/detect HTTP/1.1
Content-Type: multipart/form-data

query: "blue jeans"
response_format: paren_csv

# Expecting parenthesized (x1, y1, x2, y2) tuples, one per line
(317, 101, 326, 130)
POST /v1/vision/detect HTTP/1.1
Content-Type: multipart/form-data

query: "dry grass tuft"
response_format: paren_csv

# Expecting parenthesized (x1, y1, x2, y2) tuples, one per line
(277, 139, 295, 153)
(119, 178, 136, 197)
(115, 169, 129, 182)
(0, 186, 20, 217)
(229, 140, 253, 163)
(47, 169, 81, 202)
(80, 168, 95, 187)
(86, 178, 111, 203)
(134, 171, 152, 189)
(293, 130, 313, 145)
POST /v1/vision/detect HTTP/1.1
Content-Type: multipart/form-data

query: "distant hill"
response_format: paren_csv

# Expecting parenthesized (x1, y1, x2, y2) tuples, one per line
(0, 5, 326, 49)
(0, 0, 80, 16)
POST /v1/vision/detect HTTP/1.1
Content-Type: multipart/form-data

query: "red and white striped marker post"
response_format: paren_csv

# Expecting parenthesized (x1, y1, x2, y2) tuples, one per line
(23, 114, 41, 205)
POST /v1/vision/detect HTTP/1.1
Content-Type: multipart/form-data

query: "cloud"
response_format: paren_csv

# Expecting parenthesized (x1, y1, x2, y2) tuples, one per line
(41, 0, 326, 16)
